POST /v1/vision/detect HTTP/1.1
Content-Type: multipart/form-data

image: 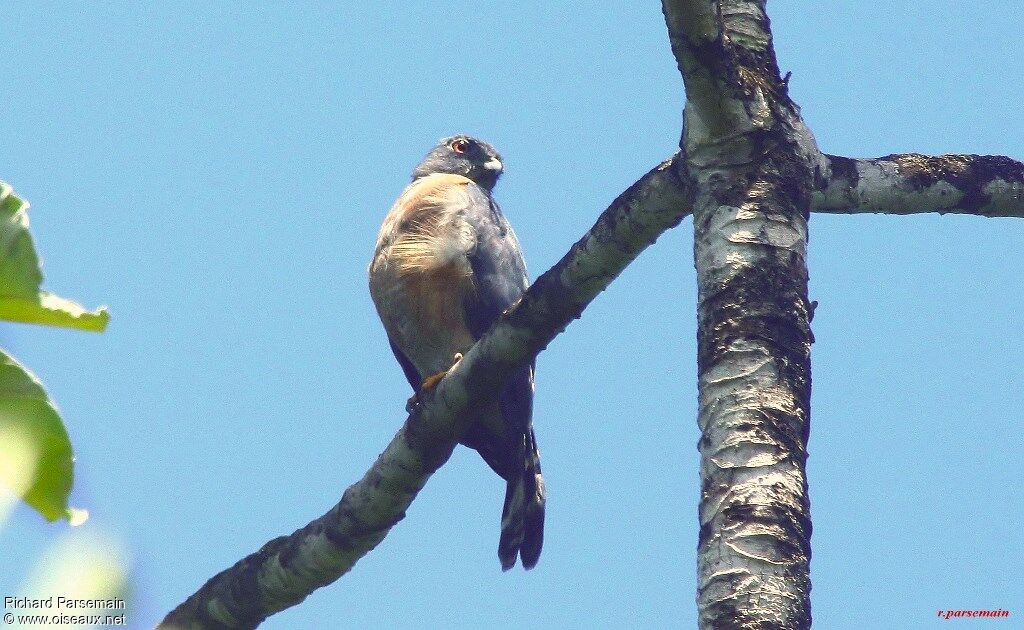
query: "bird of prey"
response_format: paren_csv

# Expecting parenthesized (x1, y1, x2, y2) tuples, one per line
(368, 135, 545, 570)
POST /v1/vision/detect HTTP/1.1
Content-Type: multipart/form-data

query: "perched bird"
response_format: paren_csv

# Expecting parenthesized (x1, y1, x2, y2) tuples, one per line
(369, 135, 545, 570)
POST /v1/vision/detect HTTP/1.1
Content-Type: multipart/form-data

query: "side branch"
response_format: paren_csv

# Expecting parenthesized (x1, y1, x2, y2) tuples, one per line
(814, 153, 1024, 217)
(159, 156, 692, 629)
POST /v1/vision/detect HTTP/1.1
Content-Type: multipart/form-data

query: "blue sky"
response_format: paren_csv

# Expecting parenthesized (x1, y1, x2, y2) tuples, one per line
(1, 2, 1021, 628)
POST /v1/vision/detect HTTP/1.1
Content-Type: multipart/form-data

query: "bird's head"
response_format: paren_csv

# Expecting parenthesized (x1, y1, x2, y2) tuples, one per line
(412, 135, 504, 191)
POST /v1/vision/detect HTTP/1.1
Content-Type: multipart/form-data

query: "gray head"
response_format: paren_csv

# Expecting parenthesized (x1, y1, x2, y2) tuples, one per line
(411, 135, 504, 191)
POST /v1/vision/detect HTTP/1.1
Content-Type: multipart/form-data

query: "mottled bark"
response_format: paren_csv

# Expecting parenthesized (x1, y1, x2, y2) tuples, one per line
(159, 158, 692, 629)
(663, 2, 1024, 628)
(814, 153, 1024, 217)
(662, 0, 816, 627)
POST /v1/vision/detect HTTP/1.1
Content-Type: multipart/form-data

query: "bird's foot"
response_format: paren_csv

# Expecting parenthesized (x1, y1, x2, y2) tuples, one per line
(406, 353, 464, 413)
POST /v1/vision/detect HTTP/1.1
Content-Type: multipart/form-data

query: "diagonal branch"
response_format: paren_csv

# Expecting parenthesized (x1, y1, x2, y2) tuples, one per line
(814, 153, 1024, 217)
(159, 156, 692, 629)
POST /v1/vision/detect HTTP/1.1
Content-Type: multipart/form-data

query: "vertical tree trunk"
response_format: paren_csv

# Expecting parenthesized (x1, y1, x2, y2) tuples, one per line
(662, 1, 817, 627)
(690, 141, 814, 629)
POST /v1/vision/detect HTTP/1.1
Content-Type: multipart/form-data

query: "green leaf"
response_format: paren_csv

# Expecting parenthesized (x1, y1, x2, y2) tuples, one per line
(0, 349, 74, 521)
(0, 183, 108, 332)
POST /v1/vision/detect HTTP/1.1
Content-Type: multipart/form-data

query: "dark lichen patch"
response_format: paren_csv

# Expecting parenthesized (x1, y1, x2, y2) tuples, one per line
(182, 535, 283, 629)
(968, 154, 1024, 184)
(826, 155, 860, 189)
(697, 257, 811, 380)
(883, 153, 968, 188)
(882, 153, 1024, 214)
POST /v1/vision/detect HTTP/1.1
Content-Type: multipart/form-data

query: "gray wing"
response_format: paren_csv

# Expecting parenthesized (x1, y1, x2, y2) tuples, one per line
(461, 191, 529, 339)
(460, 190, 533, 443)
(458, 187, 534, 477)
(388, 337, 421, 391)
(460, 187, 544, 570)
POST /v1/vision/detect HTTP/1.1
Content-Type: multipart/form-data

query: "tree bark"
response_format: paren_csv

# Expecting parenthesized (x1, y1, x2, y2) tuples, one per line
(814, 153, 1024, 217)
(662, 4, 1024, 628)
(662, 1, 817, 627)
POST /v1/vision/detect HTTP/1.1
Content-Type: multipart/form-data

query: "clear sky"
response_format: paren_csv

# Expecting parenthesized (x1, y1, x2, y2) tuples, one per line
(1, 2, 1021, 629)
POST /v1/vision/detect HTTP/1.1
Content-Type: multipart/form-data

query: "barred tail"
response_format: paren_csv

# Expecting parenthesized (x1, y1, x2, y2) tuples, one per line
(498, 428, 545, 571)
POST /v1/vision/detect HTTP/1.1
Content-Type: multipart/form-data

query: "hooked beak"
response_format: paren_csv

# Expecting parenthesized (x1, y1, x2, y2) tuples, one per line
(483, 157, 503, 172)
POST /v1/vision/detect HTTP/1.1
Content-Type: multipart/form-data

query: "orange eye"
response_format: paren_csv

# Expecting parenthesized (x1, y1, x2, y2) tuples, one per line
(451, 139, 469, 154)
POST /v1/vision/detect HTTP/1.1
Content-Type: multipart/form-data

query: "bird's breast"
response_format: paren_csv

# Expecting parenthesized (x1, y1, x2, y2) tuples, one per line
(369, 175, 479, 376)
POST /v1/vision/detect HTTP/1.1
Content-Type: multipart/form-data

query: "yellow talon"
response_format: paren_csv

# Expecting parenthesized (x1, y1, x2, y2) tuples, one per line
(405, 353, 464, 412)
(421, 370, 446, 391)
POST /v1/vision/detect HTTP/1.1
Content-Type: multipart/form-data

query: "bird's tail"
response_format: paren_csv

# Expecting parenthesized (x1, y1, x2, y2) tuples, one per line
(498, 427, 545, 570)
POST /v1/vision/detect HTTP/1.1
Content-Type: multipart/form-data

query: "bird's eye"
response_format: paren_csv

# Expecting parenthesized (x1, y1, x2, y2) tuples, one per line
(451, 139, 469, 154)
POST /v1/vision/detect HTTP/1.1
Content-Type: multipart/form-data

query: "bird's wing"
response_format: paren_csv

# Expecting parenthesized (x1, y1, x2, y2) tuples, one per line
(460, 188, 543, 569)
(458, 188, 534, 445)
(460, 192, 529, 338)
(388, 336, 421, 391)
